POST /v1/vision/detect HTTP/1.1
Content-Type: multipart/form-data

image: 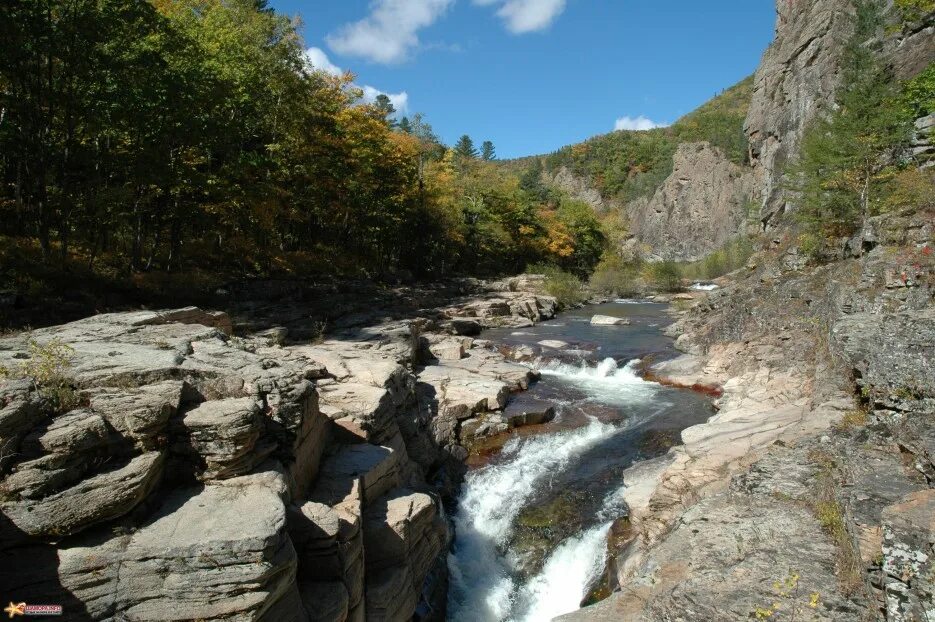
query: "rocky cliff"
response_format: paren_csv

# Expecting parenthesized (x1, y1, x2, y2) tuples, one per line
(543, 166, 619, 214)
(626, 142, 754, 262)
(559, 0, 935, 618)
(0, 284, 559, 622)
(745, 0, 935, 228)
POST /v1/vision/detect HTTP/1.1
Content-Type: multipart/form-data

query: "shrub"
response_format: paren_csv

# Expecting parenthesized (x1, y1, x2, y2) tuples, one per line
(532, 264, 587, 307)
(648, 261, 682, 292)
(875, 167, 935, 213)
(894, 0, 935, 24)
(5, 338, 80, 413)
(589, 253, 642, 296)
(807, 448, 863, 594)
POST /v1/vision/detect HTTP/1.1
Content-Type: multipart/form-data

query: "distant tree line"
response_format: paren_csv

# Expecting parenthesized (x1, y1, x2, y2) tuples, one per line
(0, 0, 605, 282)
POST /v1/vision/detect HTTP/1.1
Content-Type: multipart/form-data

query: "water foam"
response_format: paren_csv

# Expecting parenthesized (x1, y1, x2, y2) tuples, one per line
(447, 418, 617, 621)
(512, 522, 612, 621)
(510, 474, 637, 620)
(536, 358, 659, 407)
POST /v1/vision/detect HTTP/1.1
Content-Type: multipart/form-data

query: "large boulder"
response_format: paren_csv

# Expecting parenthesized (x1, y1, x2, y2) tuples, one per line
(58, 469, 298, 621)
(174, 397, 270, 481)
(590, 315, 630, 326)
(2, 451, 165, 539)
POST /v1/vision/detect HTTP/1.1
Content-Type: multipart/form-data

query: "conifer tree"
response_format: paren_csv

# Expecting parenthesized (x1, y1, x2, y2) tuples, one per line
(454, 135, 478, 159)
(481, 140, 496, 161)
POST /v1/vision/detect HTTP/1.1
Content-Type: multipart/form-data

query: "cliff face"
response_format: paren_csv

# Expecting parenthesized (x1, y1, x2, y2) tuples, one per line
(626, 142, 754, 262)
(744, 0, 855, 228)
(745, 0, 935, 228)
(544, 166, 619, 214)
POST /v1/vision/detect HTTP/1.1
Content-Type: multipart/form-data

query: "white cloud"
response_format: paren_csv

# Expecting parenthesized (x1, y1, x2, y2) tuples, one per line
(304, 47, 409, 116)
(361, 85, 410, 115)
(614, 115, 668, 131)
(305, 47, 343, 76)
(326, 0, 454, 64)
(474, 0, 567, 33)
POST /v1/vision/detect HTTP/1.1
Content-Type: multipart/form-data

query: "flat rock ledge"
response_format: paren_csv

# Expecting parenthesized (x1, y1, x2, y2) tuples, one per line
(0, 281, 558, 621)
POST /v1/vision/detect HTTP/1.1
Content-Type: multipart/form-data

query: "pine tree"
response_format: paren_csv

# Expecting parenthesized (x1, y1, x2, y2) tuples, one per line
(398, 116, 412, 134)
(790, 0, 913, 249)
(481, 140, 496, 161)
(520, 158, 549, 202)
(454, 135, 478, 159)
(373, 94, 397, 127)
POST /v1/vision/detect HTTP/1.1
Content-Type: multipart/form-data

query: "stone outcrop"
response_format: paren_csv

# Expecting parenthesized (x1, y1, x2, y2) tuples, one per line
(564, 202, 935, 620)
(626, 142, 754, 261)
(589, 315, 629, 326)
(544, 166, 618, 213)
(0, 277, 558, 621)
(745, 0, 935, 228)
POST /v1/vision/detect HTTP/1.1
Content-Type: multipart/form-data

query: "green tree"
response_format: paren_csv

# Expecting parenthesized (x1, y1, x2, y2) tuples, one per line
(481, 140, 496, 161)
(373, 93, 396, 126)
(520, 158, 549, 203)
(454, 135, 478, 159)
(790, 0, 913, 246)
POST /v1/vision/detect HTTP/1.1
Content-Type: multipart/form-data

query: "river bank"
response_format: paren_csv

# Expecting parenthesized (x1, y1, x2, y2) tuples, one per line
(447, 301, 715, 622)
(560, 208, 935, 622)
(0, 276, 568, 621)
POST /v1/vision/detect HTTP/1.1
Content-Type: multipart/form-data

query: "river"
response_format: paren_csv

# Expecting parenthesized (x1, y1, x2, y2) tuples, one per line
(446, 300, 715, 622)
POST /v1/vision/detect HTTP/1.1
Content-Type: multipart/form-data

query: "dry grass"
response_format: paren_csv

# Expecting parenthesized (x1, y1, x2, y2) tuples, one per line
(807, 448, 864, 595)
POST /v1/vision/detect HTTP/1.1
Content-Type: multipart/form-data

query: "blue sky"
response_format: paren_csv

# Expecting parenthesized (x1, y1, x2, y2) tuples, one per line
(275, 1, 777, 159)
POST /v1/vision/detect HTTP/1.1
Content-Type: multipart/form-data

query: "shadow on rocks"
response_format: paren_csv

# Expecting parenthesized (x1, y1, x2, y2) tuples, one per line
(0, 511, 91, 621)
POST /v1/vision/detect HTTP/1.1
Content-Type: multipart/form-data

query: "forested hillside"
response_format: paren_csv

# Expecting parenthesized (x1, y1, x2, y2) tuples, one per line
(0, 0, 605, 294)
(521, 75, 754, 205)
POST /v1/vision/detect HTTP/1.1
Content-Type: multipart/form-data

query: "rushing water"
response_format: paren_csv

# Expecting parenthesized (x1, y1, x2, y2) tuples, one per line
(447, 302, 714, 622)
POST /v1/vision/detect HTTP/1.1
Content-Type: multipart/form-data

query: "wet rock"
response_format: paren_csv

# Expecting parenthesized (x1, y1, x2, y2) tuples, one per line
(538, 339, 569, 349)
(590, 315, 630, 326)
(503, 399, 556, 428)
(447, 317, 483, 336)
(459, 415, 510, 441)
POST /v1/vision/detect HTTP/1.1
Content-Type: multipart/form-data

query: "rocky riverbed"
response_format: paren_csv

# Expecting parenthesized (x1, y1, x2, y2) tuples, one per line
(560, 208, 935, 622)
(0, 276, 569, 621)
(447, 301, 714, 622)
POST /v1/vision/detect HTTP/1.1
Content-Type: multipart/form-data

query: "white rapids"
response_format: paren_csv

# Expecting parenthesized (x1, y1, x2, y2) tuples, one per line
(447, 358, 661, 622)
(536, 357, 659, 407)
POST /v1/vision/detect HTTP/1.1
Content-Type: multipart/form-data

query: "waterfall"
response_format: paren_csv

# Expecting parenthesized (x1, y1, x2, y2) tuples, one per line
(447, 418, 617, 622)
(448, 358, 661, 622)
(536, 358, 659, 407)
